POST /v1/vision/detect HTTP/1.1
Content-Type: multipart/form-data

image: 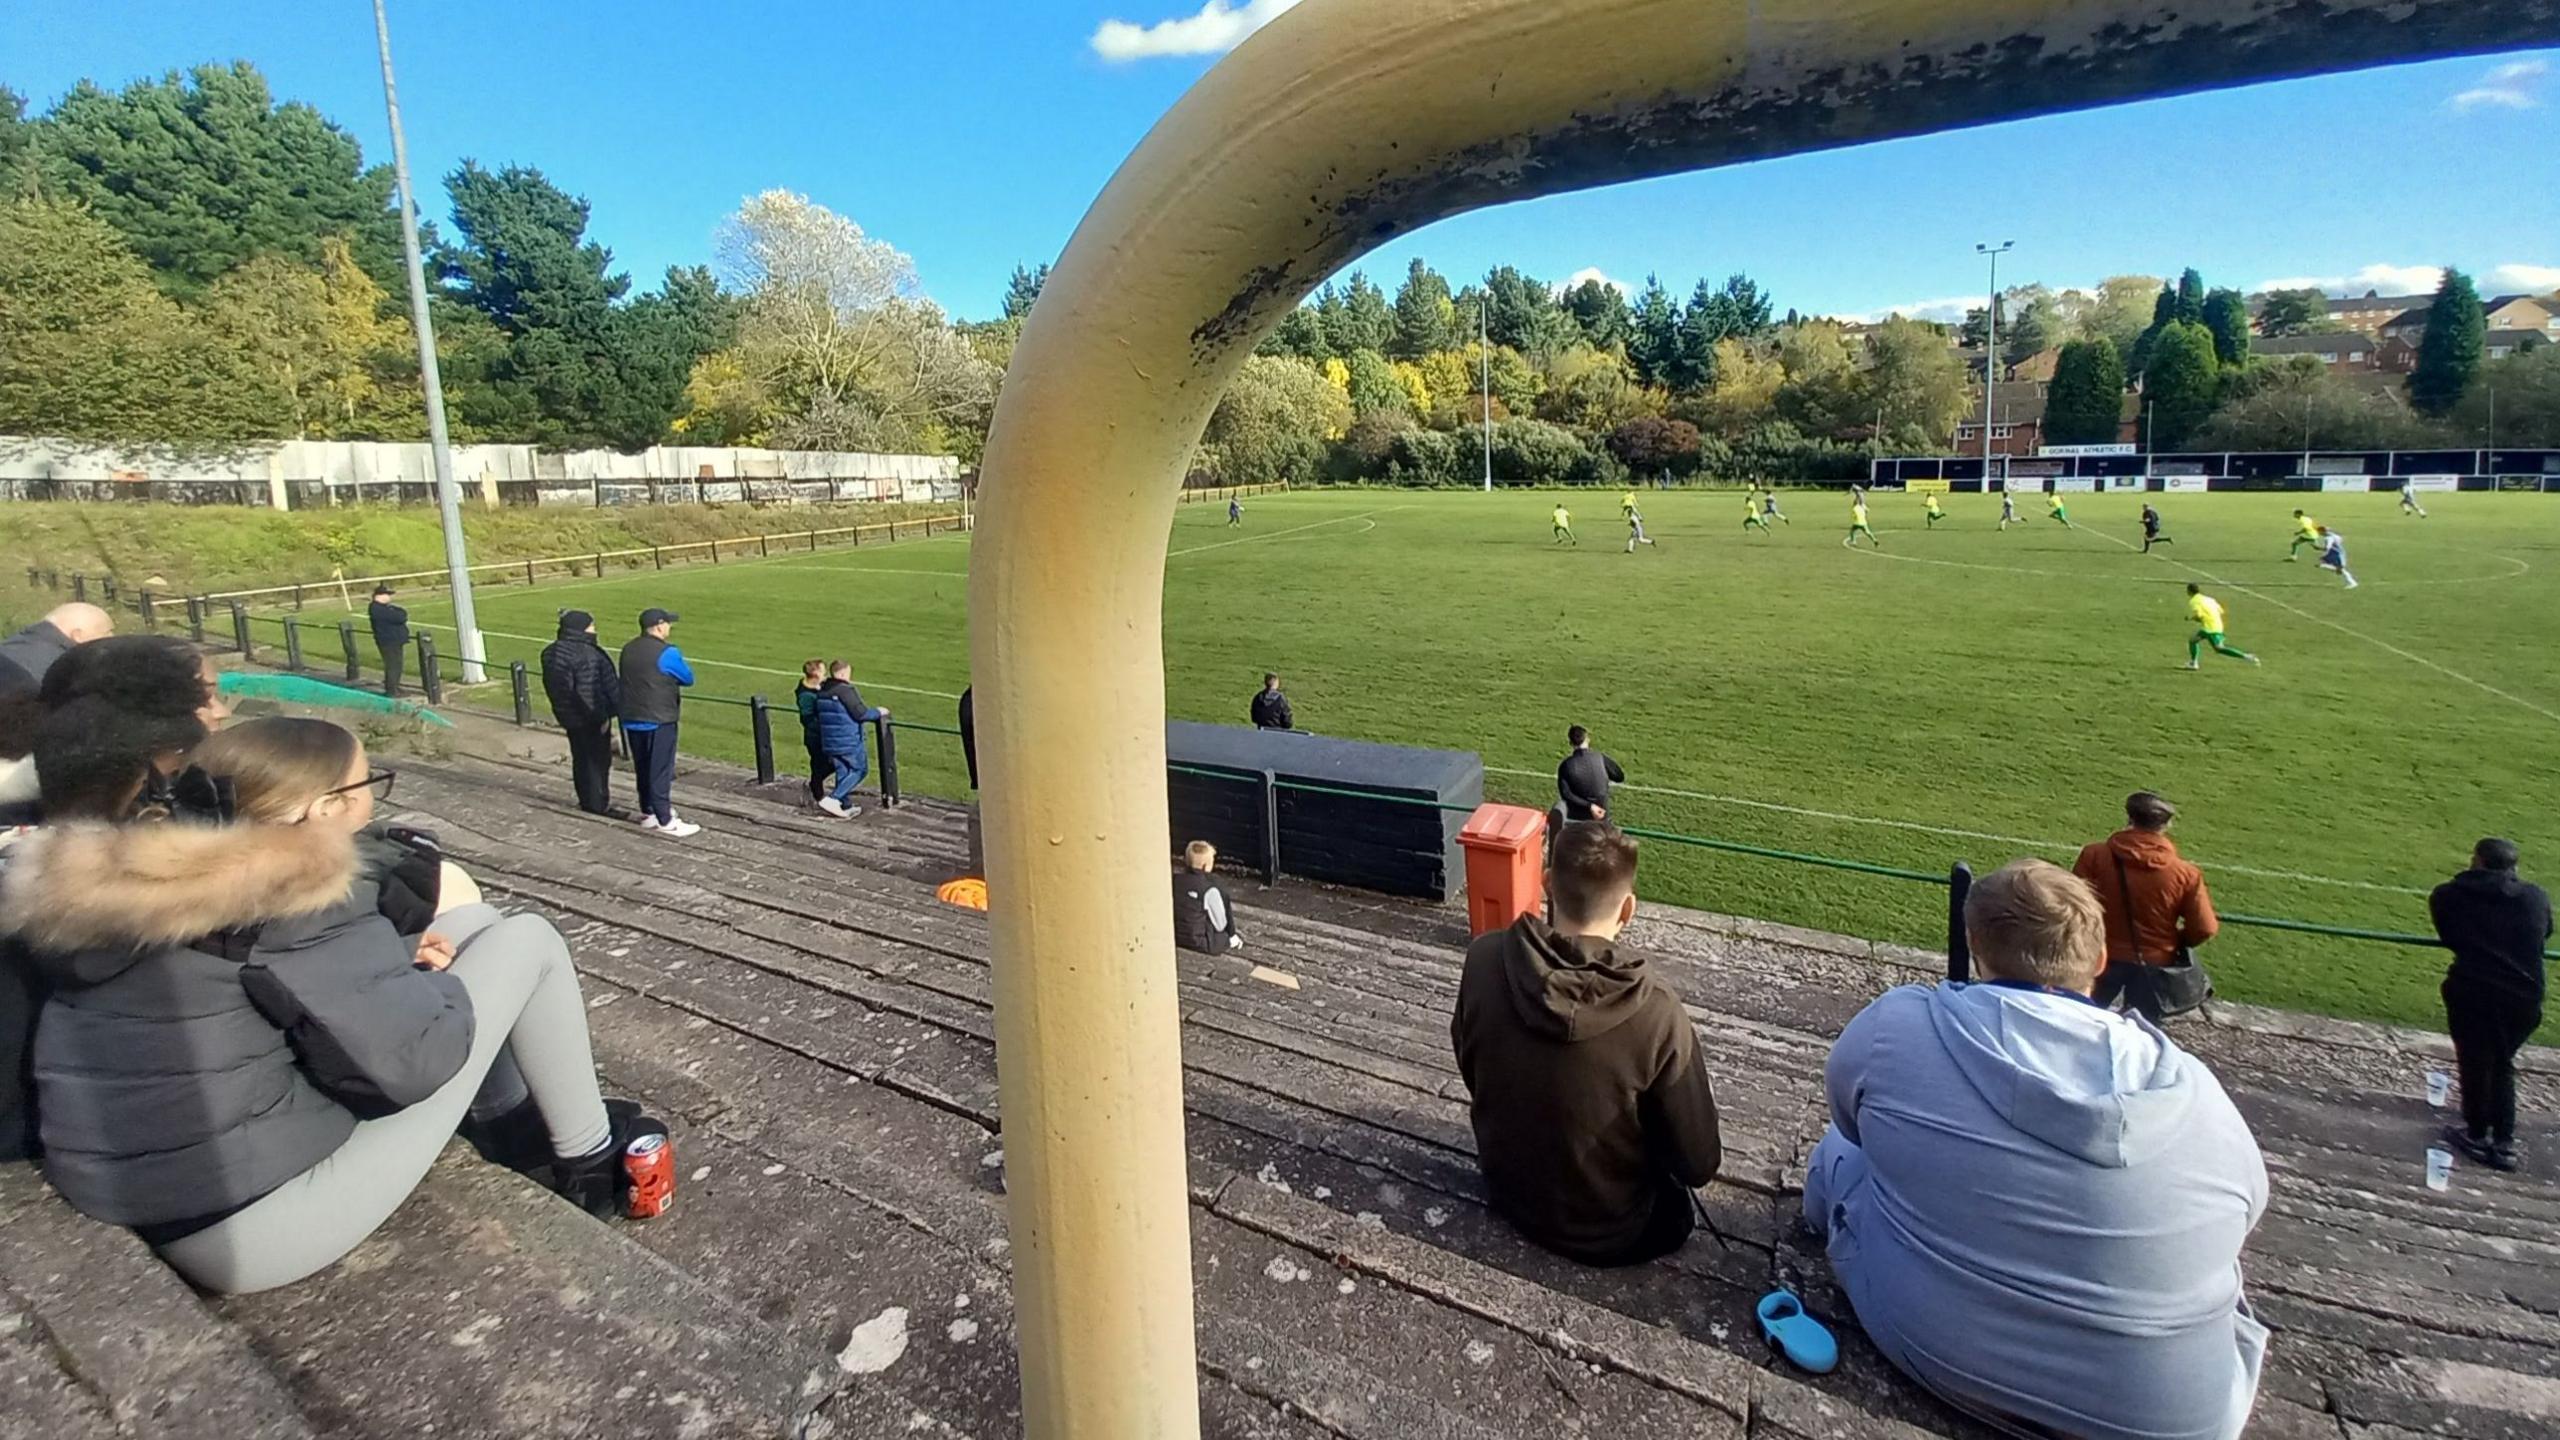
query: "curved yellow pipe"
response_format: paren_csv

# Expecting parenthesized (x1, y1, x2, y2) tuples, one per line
(968, 2, 2557, 1433)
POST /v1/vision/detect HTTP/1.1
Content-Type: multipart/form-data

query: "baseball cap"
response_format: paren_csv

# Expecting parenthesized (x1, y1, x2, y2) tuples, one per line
(638, 607, 679, 628)
(2126, 791, 2177, 826)
(559, 608, 595, 631)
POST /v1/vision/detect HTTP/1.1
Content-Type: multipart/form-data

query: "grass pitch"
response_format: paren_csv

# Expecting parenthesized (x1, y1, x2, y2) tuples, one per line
(320, 487, 2560, 1038)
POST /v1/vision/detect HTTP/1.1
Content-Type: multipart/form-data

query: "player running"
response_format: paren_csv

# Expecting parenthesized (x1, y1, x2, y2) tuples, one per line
(2140, 502, 2173, 552)
(2286, 509, 2321, 561)
(1743, 492, 1771, 534)
(1761, 488, 1790, 525)
(1924, 493, 1946, 527)
(2401, 484, 2430, 518)
(1227, 497, 1243, 527)
(2183, 584, 2260, 669)
(1624, 506, 1658, 553)
(2315, 525, 2359, 589)
(1998, 488, 2019, 531)
(2047, 492, 2071, 527)
(1551, 502, 1577, 546)
(1844, 496, 1881, 548)
(1620, 489, 1639, 520)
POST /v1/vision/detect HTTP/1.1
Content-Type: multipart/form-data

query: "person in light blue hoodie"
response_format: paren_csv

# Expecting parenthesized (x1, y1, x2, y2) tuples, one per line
(1804, 858, 2269, 1440)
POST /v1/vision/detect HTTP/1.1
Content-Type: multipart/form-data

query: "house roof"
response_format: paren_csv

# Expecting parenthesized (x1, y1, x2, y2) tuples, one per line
(2328, 292, 2429, 313)
(2252, 335, 2372, 356)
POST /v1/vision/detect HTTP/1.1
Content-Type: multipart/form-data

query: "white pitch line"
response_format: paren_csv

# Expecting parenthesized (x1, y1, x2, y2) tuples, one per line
(2069, 522, 2560, 729)
(1481, 765, 2429, 897)
(1167, 507, 1408, 558)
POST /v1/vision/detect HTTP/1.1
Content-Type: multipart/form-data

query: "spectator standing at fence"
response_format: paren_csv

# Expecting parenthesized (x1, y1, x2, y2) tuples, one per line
(1804, 858, 2268, 1440)
(2072, 791, 2218, 1021)
(0, 603, 114, 703)
(539, 611, 624, 820)
(1173, 841, 1243, 954)
(2432, 839, 2552, 1173)
(793, 660, 828, 802)
(811, 661, 886, 818)
(366, 585, 410, 698)
(1250, 673, 1293, 731)
(1556, 724, 1625, 824)
(1451, 821, 1721, 1266)
(616, 609, 698, 838)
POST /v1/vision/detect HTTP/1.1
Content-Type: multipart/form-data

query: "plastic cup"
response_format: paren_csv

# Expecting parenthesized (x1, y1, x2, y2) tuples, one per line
(2425, 1148, 2453, 1192)
(2425, 1071, 2451, 1108)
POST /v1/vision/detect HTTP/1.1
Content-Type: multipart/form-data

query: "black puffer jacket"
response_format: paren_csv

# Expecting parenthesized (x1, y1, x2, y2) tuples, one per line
(0, 820, 473, 1229)
(540, 620, 621, 730)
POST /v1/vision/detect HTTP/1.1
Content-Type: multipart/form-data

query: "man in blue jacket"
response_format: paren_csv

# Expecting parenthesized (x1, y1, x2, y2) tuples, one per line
(809, 661, 886, 818)
(615, 609, 697, 837)
(1804, 858, 2269, 1440)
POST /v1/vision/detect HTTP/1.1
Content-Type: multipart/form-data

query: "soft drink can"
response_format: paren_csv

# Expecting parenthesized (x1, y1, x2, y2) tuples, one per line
(624, 1132, 674, 1219)
(2425, 1071, 2451, 1108)
(2424, 1147, 2453, 1193)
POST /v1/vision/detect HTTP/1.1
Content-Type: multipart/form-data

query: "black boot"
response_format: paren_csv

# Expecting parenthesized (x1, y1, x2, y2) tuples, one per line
(458, 1099, 554, 1184)
(550, 1099, 669, 1219)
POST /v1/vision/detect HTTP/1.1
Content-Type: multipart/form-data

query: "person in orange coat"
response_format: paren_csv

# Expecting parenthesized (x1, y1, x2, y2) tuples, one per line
(2071, 791, 2219, 1020)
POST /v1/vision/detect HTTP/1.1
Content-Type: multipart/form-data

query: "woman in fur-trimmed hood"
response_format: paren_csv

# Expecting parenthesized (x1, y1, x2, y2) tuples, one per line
(0, 717, 662, 1295)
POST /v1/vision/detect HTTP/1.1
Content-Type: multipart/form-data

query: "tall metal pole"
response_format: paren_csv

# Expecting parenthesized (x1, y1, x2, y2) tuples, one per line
(1478, 299, 1493, 492)
(374, 0, 485, 684)
(1976, 240, 2013, 489)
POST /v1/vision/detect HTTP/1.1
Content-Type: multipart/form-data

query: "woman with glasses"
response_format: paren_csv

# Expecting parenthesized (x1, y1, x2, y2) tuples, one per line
(0, 716, 658, 1293)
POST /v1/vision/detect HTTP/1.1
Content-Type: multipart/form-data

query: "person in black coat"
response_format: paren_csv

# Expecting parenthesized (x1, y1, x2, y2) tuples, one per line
(2432, 838, 2554, 1171)
(539, 610, 624, 818)
(1556, 724, 1626, 824)
(367, 585, 411, 697)
(1250, 673, 1293, 731)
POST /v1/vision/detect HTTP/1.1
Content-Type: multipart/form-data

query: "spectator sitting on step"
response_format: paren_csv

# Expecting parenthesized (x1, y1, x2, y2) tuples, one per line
(1451, 820, 1722, 1267)
(2072, 791, 2218, 1021)
(0, 715, 666, 1295)
(1172, 841, 1242, 954)
(1250, 672, 1293, 731)
(1804, 858, 2269, 1440)
(0, 602, 115, 702)
(1, 635, 232, 834)
(811, 660, 886, 819)
(793, 659, 828, 803)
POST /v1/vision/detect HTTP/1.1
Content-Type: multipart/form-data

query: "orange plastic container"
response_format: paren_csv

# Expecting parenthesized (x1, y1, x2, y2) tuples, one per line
(1456, 803, 1548, 937)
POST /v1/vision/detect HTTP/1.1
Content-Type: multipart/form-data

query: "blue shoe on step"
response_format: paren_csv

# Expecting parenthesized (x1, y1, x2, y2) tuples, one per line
(1756, 1290, 1839, 1374)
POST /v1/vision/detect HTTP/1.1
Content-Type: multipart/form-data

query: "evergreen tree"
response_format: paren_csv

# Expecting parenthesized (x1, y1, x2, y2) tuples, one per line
(1327, 270, 1394, 355)
(2003, 292, 2061, 371)
(2256, 288, 2330, 338)
(28, 63, 403, 296)
(0, 88, 30, 199)
(2174, 268, 2207, 324)
(1261, 304, 1329, 361)
(2042, 338, 2127, 445)
(2409, 266, 2485, 417)
(1559, 277, 1630, 351)
(1482, 265, 1573, 359)
(1389, 257, 1454, 359)
(2128, 287, 2179, 377)
(999, 263, 1049, 321)
(1627, 273, 1681, 386)
(2201, 288, 2251, 366)
(2144, 320, 2222, 449)
(1674, 278, 1733, 390)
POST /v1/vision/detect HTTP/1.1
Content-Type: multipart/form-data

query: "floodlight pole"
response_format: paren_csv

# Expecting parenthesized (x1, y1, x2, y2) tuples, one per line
(1976, 240, 2013, 490)
(374, 0, 486, 683)
(1479, 300, 1493, 491)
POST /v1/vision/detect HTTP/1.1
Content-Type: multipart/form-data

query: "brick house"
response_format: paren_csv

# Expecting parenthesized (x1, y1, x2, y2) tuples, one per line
(2251, 334, 2381, 368)
(2326, 291, 2431, 335)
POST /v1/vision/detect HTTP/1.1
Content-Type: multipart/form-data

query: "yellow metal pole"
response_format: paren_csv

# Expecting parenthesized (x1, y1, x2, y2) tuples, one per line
(968, 3, 2556, 1434)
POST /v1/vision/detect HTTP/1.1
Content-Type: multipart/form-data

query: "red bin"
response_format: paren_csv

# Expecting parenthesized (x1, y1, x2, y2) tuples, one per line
(1456, 803, 1547, 937)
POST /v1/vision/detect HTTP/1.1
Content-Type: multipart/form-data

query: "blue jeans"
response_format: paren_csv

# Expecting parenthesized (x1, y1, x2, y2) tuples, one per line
(827, 752, 869, 804)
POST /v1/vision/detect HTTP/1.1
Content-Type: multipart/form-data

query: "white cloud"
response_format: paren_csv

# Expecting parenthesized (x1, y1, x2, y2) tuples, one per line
(1555, 267, 1632, 298)
(2487, 262, 2560, 294)
(1839, 295, 1982, 325)
(2448, 58, 2547, 111)
(2251, 263, 2445, 297)
(1091, 0, 1301, 62)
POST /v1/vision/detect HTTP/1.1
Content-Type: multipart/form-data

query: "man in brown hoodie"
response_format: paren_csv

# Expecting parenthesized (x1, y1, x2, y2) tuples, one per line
(2072, 791, 2219, 1019)
(1451, 821, 1723, 1266)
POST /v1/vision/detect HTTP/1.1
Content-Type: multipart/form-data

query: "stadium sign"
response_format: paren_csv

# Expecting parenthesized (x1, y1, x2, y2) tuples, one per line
(2053, 477, 2097, 493)
(2105, 475, 2147, 491)
(1903, 479, 1952, 494)
(2405, 475, 2460, 492)
(2038, 443, 2136, 457)
(2319, 475, 2372, 493)
(2163, 475, 2211, 492)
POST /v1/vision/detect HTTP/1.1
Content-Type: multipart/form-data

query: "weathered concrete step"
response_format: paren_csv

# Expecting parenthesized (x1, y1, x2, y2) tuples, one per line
(211, 1154, 838, 1439)
(0, 1164, 315, 1440)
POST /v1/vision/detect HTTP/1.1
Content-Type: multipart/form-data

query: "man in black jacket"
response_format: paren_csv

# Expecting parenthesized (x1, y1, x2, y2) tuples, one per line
(540, 610, 624, 819)
(2432, 838, 2553, 1171)
(616, 609, 697, 837)
(367, 585, 410, 697)
(1250, 673, 1293, 731)
(1556, 724, 1625, 823)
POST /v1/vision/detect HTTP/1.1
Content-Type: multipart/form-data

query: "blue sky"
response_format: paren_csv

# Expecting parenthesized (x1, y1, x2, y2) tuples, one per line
(12, 1, 2557, 323)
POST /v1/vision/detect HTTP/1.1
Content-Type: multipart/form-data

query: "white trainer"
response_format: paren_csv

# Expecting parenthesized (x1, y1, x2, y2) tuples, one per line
(638, 814, 662, 829)
(817, 797, 847, 818)
(656, 817, 702, 838)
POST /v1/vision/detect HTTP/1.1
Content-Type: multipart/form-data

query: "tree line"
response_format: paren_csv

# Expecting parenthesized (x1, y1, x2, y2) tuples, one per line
(1, 63, 2549, 485)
